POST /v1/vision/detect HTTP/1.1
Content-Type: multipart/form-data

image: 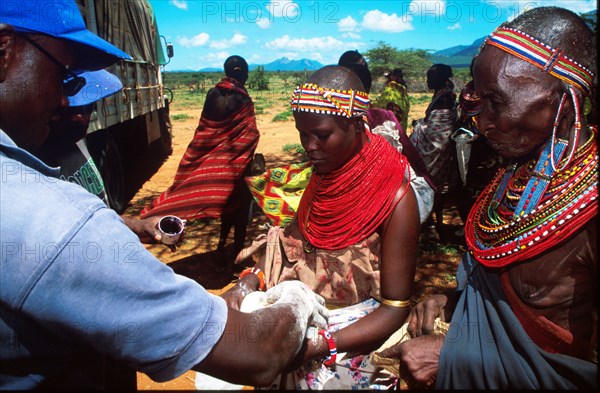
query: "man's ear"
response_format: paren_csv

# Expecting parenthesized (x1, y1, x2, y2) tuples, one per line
(0, 24, 17, 83)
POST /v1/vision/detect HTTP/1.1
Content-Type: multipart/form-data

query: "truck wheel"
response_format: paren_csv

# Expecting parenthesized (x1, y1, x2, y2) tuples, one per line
(88, 132, 127, 214)
(154, 106, 173, 158)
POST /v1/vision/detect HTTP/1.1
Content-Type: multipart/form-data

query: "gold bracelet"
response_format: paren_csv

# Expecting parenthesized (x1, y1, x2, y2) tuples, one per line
(380, 297, 411, 308)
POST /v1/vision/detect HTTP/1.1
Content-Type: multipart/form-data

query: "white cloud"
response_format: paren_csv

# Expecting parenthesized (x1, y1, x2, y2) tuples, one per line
(361, 10, 414, 33)
(257, 17, 271, 29)
(409, 0, 446, 17)
(209, 33, 247, 49)
(177, 33, 210, 48)
(447, 22, 461, 30)
(169, 0, 188, 11)
(343, 32, 361, 39)
(266, 0, 299, 18)
(203, 51, 230, 67)
(265, 35, 360, 53)
(338, 16, 359, 32)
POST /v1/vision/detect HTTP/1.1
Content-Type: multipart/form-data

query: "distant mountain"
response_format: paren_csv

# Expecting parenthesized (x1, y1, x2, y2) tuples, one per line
(429, 36, 486, 68)
(253, 57, 323, 72)
(190, 57, 323, 73)
(196, 67, 221, 72)
(580, 9, 596, 31)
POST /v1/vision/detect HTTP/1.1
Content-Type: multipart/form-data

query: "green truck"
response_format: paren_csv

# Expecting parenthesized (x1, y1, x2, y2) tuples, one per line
(76, 0, 173, 212)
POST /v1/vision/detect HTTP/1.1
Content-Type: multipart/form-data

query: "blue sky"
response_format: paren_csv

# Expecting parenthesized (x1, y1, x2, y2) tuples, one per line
(149, 0, 597, 71)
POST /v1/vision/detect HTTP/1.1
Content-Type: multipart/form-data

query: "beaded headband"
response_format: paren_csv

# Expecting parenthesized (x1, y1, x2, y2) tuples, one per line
(290, 83, 370, 118)
(485, 27, 594, 94)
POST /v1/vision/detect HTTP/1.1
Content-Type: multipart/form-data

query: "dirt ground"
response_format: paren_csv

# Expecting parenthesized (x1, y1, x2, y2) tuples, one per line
(125, 97, 466, 390)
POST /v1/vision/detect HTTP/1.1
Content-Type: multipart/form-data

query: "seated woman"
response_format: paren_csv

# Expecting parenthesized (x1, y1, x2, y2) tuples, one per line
(224, 66, 420, 389)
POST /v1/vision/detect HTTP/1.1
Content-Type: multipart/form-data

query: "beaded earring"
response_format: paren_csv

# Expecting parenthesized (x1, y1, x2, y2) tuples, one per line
(550, 86, 582, 172)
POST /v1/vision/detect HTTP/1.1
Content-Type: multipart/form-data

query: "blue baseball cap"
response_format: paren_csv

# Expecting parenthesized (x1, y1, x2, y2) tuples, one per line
(69, 70, 123, 107)
(0, 0, 132, 70)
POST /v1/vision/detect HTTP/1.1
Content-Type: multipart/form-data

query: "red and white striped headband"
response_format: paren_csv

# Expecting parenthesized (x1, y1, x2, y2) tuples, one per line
(290, 83, 370, 118)
(485, 27, 594, 94)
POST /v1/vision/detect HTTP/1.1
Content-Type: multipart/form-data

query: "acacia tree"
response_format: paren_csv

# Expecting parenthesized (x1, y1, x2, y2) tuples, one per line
(248, 65, 269, 90)
(365, 42, 433, 92)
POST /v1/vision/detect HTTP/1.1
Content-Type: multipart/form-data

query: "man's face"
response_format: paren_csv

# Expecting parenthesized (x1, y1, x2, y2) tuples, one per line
(472, 46, 562, 159)
(2, 34, 75, 153)
(294, 111, 363, 175)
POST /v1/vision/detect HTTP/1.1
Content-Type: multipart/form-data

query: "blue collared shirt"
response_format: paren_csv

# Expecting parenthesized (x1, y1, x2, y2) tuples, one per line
(0, 130, 227, 389)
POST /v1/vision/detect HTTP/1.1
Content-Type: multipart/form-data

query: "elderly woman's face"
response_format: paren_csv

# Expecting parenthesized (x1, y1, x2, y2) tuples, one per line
(294, 112, 363, 175)
(472, 46, 562, 159)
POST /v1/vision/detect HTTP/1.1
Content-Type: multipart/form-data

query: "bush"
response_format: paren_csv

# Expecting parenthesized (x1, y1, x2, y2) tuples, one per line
(272, 109, 292, 122)
(282, 143, 305, 156)
(171, 113, 192, 121)
(248, 66, 269, 91)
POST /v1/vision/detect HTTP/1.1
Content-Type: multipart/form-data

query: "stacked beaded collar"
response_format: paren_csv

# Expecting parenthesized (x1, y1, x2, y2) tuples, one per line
(297, 132, 409, 250)
(290, 83, 370, 118)
(484, 27, 594, 94)
(465, 126, 598, 267)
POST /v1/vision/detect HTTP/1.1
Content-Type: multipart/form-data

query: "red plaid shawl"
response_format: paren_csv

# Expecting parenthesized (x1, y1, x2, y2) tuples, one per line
(141, 78, 259, 220)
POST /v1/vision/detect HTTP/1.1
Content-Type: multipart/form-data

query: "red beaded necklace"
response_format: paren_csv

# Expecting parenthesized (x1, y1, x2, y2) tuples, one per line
(297, 132, 409, 250)
(465, 126, 598, 267)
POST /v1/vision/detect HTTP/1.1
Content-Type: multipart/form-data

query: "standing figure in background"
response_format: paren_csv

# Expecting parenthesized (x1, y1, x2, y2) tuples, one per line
(373, 68, 411, 133)
(409, 64, 457, 234)
(338, 50, 435, 224)
(141, 55, 259, 263)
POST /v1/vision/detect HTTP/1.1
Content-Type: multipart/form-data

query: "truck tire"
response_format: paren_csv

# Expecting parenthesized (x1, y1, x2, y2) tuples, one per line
(88, 131, 127, 214)
(153, 106, 173, 158)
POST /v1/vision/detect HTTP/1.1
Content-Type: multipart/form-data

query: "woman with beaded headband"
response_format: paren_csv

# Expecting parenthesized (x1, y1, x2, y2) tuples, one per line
(377, 7, 597, 389)
(223, 66, 420, 389)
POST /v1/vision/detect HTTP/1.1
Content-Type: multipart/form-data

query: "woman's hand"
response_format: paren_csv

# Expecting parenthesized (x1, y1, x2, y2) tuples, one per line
(376, 333, 444, 389)
(221, 276, 259, 309)
(406, 294, 449, 338)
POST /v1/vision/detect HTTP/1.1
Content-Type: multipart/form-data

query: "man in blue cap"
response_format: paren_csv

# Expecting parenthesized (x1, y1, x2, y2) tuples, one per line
(0, 0, 326, 389)
(39, 69, 178, 249)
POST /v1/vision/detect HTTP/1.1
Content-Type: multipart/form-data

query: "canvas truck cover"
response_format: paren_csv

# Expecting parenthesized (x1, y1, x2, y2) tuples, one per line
(89, 0, 166, 65)
(77, 0, 166, 65)
(77, 0, 167, 132)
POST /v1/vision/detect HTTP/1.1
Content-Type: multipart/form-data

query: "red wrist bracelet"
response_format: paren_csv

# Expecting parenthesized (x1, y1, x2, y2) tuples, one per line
(318, 329, 337, 367)
(239, 267, 266, 291)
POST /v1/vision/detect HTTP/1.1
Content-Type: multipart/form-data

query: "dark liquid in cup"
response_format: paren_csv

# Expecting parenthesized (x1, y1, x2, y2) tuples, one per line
(160, 217, 182, 234)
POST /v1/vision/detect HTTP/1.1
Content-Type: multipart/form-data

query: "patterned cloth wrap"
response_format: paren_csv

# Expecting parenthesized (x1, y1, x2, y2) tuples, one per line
(141, 77, 259, 220)
(409, 87, 457, 189)
(245, 161, 312, 227)
(264, 299, 398, 390)
(372, 80, 411, 133)
(237, 220, 397, 390)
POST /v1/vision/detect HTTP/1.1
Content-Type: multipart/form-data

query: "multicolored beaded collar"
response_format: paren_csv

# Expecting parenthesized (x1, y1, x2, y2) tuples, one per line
(465, 126, 598, 267)
(290, 83, 370, 118)
(484, 27, 594, 94)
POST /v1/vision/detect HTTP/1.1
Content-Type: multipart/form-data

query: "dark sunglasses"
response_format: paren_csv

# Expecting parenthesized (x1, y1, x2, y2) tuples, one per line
(20, 34, 86, 97)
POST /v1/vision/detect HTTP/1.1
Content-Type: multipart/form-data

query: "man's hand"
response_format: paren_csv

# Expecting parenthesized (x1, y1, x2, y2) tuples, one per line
(262, 281, 329, 330)
(122, 216, 183, 251)
(377, 334, 444, 389)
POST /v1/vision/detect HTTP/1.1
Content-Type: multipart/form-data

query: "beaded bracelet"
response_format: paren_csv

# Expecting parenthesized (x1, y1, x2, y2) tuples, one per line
(239, 267, 266, 291)
(318, 329, 337, 367)
(380, 297, 411, 308)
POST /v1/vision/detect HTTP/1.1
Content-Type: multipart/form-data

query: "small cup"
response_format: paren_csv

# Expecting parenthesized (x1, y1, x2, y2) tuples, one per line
(157, 215, 186, 245)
